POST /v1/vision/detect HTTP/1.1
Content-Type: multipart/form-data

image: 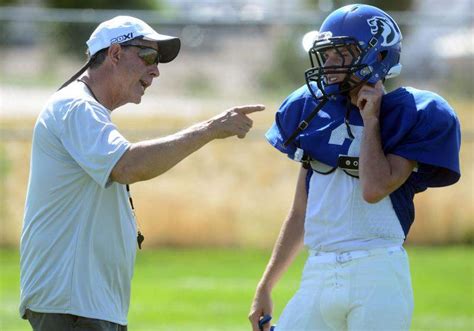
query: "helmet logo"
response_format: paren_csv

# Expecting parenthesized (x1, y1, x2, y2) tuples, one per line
(317, 31, 333, 40)
(367, 16, 400, 47)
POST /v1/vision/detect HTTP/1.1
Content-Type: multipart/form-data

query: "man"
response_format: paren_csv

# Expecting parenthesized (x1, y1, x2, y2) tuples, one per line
(20, 15, 264, 330)
(249, 4, 460, 331)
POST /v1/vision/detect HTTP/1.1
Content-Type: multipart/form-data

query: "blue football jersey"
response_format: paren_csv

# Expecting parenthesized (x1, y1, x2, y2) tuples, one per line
(266, 85, 461, 236)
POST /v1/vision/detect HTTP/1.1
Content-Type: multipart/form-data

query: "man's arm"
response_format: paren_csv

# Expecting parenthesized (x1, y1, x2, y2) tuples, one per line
(248, 166, 308, 331)
(110, 105, 264, 184)
(357, 82, 416, 203)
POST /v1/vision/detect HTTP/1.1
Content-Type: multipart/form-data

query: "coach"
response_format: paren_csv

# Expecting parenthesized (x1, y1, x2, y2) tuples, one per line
(19, 15, 264, 331)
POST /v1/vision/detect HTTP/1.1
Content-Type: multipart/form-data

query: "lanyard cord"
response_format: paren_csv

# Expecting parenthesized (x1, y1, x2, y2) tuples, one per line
(78, 78, 145, 249)
(78, 78, 100, 104)
(344, 95, 355, 140)
(126, 185, 145, 249)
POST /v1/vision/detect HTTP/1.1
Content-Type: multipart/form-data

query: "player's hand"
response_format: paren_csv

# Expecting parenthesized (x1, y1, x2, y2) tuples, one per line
(208, 104, 265, 139)
(248, 286, 273, 331)
(356, 80, 384, 122)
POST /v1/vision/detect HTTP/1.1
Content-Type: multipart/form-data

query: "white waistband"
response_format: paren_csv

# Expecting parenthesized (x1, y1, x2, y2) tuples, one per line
(308, 246, 404, 264)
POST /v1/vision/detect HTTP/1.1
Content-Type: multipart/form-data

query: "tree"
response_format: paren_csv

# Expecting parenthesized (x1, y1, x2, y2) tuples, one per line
(43, 0, 163, 57)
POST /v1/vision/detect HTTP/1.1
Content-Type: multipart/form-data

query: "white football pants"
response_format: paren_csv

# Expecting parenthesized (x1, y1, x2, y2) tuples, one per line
(276, 246, 414, 331)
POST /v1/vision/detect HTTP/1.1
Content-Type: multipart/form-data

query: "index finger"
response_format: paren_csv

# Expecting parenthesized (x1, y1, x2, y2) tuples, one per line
(233, 104, 266, 115)
(358, 80, 383, 95)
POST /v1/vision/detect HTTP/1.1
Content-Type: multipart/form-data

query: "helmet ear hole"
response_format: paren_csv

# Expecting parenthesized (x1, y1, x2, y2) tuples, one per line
(378, 50, 388, 62)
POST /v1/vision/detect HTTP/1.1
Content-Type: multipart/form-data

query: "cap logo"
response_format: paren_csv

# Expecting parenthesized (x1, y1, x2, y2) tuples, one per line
(367, 16, 400, 47)
(110, 32, 134, 44)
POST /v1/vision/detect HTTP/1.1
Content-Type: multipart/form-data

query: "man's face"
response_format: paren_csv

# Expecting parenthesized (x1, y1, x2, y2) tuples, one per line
(117, 39, 160, 105)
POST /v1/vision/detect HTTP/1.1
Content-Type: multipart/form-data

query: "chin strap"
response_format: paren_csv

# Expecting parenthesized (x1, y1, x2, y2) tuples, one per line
(344, 95, 355, 139)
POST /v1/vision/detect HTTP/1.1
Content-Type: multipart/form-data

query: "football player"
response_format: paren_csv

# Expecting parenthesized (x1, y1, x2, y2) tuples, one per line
(249, 4, 461, 331)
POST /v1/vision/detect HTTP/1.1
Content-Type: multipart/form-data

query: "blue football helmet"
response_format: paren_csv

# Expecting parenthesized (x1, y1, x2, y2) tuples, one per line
(305, 4, 403, 100)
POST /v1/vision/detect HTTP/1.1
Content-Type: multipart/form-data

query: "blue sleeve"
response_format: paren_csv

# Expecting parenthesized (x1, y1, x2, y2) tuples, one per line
(383, 88, 461, 188)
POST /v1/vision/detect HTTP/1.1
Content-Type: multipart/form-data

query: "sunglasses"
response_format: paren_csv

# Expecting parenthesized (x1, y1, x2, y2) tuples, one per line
(122, 44, 160, 65)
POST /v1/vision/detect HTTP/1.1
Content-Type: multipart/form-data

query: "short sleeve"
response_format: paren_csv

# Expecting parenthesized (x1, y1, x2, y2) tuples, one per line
(265, 85, 319, 160)
(384, 89, 461, 187)
(59, 102, 131, 188)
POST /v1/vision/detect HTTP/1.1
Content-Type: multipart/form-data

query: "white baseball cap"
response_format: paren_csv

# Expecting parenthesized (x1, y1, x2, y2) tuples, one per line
(59, 16, 181, 90)
(86, 15, 181, 63)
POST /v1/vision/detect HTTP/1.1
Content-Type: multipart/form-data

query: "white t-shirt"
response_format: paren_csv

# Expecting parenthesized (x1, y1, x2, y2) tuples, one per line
(20, 81, 135, 325)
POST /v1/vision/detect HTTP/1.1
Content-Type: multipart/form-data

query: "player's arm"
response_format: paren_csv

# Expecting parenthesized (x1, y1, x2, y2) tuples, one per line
(357, 82, 416, 203)
(248, 166, 308, 331)
(110, 105, 264, 184)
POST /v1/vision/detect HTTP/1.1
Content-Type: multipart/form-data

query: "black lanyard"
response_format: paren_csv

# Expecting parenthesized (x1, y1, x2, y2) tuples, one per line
(126, 185, 145, 249)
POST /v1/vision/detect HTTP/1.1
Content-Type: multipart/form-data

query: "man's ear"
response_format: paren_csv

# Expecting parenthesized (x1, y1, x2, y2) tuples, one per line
(108, 44, 122, 65)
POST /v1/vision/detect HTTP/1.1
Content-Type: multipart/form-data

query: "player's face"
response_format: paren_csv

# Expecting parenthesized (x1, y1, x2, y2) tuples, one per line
(118, 40, 160, 104)
(320, 45, 358, 85)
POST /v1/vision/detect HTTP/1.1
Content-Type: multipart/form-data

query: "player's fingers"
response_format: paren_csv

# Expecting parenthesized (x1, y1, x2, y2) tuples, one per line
(357, 85, 375, 98)
(260, 320, 271, 331)
(233, 104, 265, 115)
(250, 320, 261, 331)
(357, 97, 367, 111)
(356, 88, 375, 110)
(248, 312, 262, 331)
(357, 89, 379, 110)
(257, 314, 273, 331)
(358, 81, 383, 98)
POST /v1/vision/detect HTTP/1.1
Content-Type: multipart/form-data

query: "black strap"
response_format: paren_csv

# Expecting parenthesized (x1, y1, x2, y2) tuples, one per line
(58, 59, 93, 91)
(344, 96, 355, 139)
(283, 97, 330, 147)
(78, 78, 100, 103)
(126, 184, 145, 250)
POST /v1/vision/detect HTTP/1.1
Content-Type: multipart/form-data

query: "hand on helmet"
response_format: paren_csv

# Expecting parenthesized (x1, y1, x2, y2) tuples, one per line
(356, 80, 384, 122)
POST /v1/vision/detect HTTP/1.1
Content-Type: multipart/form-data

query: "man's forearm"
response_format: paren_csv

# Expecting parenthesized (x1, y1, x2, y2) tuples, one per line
(112, 120, 215, 184)
(110, 104, 264, 184)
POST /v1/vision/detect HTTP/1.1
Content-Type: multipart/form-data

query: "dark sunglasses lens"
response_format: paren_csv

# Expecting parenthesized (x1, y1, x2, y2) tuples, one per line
(139, 48, 159, 65)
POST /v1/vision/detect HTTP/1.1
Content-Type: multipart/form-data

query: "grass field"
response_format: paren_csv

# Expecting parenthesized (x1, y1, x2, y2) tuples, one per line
(1, 246, 473, 331)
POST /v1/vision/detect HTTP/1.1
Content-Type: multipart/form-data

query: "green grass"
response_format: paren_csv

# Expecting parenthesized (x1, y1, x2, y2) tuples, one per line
(1, 247, 473, 330)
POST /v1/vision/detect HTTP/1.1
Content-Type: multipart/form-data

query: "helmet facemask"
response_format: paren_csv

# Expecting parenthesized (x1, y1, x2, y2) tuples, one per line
(305, 35, 373, 100)
(304, 5, 403, 101)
